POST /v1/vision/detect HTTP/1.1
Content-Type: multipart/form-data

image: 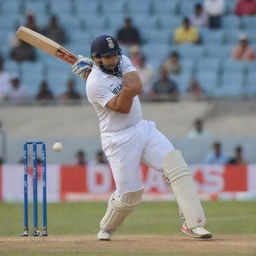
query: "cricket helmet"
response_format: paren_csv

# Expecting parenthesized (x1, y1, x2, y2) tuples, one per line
(91, 35, 121, 57)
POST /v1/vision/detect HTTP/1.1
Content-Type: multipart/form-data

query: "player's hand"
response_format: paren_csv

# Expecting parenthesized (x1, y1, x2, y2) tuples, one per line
(72, 55, 93, 79)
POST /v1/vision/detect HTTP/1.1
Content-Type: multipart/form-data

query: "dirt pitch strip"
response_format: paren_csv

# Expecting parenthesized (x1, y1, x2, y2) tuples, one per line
(0, 234, 256, 255)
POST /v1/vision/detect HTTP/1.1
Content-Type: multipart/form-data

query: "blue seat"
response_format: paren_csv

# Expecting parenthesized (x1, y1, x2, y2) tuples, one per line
(225, 29, 244, 44)
(195, 71, 218, 96)
(46, 71, 71, 96)
(158, 14, 181, 29)
(21, 61, 45, 77)
(108, 14, 126, 31)
(148, 30, 172, 44)
(171, 72, 192, 93)
(179, 1, 195, 16)
(205, 45, 230, 59)
(25, 0, 47, 14)
(244, 86, 256, 97)
(0, 41, 12, 59)
(222, 59, 247, 73)
(246, 72, 256, 86)
(247, 62, 256, 73)
(90, 28, 116, 40)
(216, 72, 244, 97)
(243, 29, 256, 44)
(200, 29, 225, 45)
(221, 72, 244, 86)
(147, 56, 163, 70)
(70, 29, 94, 45)
(1, 0, 23, 14)
(152, 0, 178, 14)
(57, 14, 81, 31)
(244, 73, 256, 96)
(50, 0, 72, 14)
(180, 59, 195, 73)
(178, 44, 204, 59)
(44, 59, 71, 74)
(222, 15, 241, 29)
(82, 15, 108, 30)
(4, 60, 21, 74)
(131, 15, 158, 29)
(241, 17, 256, 30)
(21, 72, 44, 97)
(73, 76, 87, 95)
(75, 0, 100, 15)
(225, 0, 237, 14)
(126, 0, 152, 14)
(65, 43, 91, 57)
(101, 0, 125, 14)
(196, 58, 220, 73)
(142, 43, 170, 61)
(0, 14, 22, 30)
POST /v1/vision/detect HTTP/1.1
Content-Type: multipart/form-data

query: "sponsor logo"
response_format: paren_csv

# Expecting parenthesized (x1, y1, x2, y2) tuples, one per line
(106, 37, 114, 49)
(111, 83, 123, 95)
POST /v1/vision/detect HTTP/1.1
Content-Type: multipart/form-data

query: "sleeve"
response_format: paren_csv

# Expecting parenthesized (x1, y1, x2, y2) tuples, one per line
(86, 81, 116, 107)
(119, 55, 137, 74)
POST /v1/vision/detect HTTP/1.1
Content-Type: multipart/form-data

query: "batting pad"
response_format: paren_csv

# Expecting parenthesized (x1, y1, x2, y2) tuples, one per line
(163, 150, 206, 229)
(100, 187, 144, 233)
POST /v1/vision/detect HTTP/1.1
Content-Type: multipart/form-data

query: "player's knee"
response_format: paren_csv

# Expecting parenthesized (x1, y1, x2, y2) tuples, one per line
(162, 150, 191, 183)
(112, 187, 144, 211)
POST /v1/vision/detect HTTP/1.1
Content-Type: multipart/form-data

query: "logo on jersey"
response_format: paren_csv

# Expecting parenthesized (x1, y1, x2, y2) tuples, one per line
(111, 83, 123, 95)
(106, 37, 114, 49)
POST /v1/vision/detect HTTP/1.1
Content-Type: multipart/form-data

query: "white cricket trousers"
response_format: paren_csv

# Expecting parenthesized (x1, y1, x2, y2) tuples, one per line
(101, 120, 175, 196)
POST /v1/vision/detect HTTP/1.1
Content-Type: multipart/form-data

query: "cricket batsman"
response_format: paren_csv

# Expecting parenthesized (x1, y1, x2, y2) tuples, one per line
(71, 35, 212, 241)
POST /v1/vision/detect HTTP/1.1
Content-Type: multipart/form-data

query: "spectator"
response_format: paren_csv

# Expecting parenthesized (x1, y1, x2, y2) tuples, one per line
(10, 40, 36, 62)
(186, 79, 205, 100)
(5, 75, 29, 102)
(43, 15, 67, 44)
(228, 146, 247, 165)
(151, 68, 178, 100)
(95, 150, 107, 164)
(189, 3, 208, 29)
(162, 51, 181, 75)
(234, 0, 256, 16)
(0, 61, 11, 100)
(136, 56, 156, 96)
(60, 78, 81, 100)
(36, 80, 55, 100)
(130, 45, 143, 67)
(187, 118, 211, 138)
(25, 13, 40, 32)
(231, 34, 256, 61)
(174, 17, 199, 45)
(75, 150, 87, 165)
(204, 141, 228, 164)
(116, 17, 141, 46)
(203, 0, 225, 29)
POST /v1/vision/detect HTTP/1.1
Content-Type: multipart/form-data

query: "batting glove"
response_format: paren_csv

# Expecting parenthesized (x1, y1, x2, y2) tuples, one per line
(72, 55, 94, 79)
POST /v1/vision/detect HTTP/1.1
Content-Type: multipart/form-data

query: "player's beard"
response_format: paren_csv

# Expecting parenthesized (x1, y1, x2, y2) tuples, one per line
(102, 60, 119, 70)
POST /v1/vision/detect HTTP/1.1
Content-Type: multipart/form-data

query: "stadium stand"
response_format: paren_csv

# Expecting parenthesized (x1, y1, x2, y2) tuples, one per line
(0, 0, 255, 99)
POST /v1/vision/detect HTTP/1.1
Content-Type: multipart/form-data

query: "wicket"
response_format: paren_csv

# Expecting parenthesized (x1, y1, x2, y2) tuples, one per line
(22, 141, 48, 237)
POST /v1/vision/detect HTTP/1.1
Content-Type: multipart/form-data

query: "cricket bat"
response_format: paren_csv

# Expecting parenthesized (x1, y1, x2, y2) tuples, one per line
(16, 26, 78, 65)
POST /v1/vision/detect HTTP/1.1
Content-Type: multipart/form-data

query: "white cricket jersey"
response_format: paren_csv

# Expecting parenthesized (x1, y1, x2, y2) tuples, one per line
(86, 55, 142, 133)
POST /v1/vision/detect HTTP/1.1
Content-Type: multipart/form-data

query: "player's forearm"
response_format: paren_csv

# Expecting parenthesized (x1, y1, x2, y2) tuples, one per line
(123, 71, 142, 96)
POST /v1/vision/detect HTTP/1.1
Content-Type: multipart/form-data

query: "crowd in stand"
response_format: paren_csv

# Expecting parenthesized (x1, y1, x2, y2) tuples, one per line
(1, 0, 256, 103)
(0, 117, 248, 165)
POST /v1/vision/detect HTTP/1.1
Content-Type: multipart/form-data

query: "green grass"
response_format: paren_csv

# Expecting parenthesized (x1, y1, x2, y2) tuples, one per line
(0, 201, 256, 256)
(0, 201, 255, 236)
